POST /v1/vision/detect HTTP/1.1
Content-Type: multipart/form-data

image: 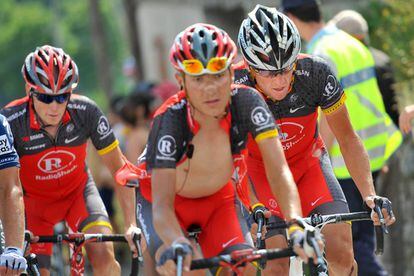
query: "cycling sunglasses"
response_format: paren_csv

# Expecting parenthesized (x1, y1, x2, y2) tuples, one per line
(251, 62, 296, 78)
(32, 91, 71, 104)
(181, 57, 229, 76)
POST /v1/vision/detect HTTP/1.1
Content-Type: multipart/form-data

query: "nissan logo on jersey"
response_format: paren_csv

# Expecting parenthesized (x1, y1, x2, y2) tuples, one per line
(251, 106, 271, 126)
(37, 150, 76, 173)
(157, 135, 176, 157)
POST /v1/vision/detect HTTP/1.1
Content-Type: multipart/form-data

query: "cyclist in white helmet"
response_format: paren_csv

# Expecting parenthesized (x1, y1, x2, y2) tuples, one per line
(234, 5, 395, 275)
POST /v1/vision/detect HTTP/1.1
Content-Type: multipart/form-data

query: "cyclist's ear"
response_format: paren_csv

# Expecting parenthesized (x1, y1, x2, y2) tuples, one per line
(229, 65, 235, 80)
(175, 73, 184, 90)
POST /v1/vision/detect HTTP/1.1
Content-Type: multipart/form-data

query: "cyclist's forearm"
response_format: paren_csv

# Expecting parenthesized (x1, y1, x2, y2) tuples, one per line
(339, 134, 376, 198)
(114, 185, 137, 228)
(153, 204, 184, 246)
(151, 169, 186, 245)
(100, 147, 137, 227)
(266, 165, 302, 220)
(258, 138, 302, 220)
(0, 176, 25, 249)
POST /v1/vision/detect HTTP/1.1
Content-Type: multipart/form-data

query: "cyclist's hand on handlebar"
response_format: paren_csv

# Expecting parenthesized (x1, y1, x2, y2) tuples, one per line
(0, 247, 27, 275)
(364, 195, 396, 226)
(156, 237, 193, 276)
(288, 218, 324, 265)
(249, 203, 271, 243)
(125, 225, 146, 257)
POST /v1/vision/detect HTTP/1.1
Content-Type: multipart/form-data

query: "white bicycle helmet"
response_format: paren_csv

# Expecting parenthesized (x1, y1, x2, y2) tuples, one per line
(238, 5, 301, 71)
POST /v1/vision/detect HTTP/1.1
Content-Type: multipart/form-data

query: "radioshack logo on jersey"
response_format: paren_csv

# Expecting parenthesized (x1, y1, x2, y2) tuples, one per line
(97, 116, 110, 136)
(157, 135, 176, 158)
(158, 135, 176, 156)
(251, 107, 271, 127)
(324, 75, 339, 99)
(0, 135, 13, 155)
(37, 150, 76, 173)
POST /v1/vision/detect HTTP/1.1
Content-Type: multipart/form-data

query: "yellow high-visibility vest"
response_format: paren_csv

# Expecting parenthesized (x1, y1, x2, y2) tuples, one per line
(307, 26, 402, 179)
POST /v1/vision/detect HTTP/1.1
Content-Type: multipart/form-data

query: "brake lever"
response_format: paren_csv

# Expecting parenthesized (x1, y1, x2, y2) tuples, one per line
(306, 230, 325, 271)
(373, 198, 389, 234)
(175, 244, 185, 276)
(132, 232, 143, 263)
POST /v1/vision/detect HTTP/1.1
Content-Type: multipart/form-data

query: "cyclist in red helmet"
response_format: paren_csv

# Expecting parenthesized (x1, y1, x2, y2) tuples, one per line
(235, 5, 395, 275)
(1, 45, 141, 275)
(120, 23, 322, 275)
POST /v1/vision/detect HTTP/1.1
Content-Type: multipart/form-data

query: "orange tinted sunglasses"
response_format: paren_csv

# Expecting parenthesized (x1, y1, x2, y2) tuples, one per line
(182, 57, 229, 76)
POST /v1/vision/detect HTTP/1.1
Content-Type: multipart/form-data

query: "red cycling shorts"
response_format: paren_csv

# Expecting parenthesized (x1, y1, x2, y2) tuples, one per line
(25, 173, 111, 258)
(138, 180, 252, 259)
(247, 147, 348, 218)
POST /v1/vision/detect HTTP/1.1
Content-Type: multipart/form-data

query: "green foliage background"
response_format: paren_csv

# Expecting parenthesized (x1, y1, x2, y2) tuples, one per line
(363, 0, 414, 107)
(0, 0, 128, 108)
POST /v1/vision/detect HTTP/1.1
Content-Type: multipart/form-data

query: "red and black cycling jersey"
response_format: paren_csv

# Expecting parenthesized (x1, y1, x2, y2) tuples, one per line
(141, 85, 278, 171)
(0, 94, 118, 200)
(234, 54, 346, 164)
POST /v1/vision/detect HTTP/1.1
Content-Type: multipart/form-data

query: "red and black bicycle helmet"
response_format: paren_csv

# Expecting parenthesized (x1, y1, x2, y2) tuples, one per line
(169, 23, 237, 72)
(22, 45, 79, 95)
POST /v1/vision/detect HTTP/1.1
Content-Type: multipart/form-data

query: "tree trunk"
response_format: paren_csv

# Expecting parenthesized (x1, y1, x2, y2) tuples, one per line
(122, 0, 143, 81)
(89, 0, 113, 98)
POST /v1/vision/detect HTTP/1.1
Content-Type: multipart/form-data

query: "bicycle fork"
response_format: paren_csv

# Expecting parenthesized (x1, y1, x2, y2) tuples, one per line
(70, 242, 85, 276)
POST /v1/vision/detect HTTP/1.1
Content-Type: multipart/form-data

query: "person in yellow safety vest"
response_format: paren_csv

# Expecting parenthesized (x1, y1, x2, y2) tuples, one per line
(281, 1, 402, 275)
(330, 10, 400, 127)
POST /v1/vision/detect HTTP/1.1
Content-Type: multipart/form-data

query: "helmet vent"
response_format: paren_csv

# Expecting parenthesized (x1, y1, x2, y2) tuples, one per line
(202, 43, 208, 60)
(38, 74, 50, 87)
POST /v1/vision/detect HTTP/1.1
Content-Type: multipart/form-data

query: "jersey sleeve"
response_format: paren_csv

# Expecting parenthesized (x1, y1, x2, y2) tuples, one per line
(86, 99, 119, 155)
(145, 108, 187, 170)
(0, 115, 20, 169)
(314, 57, 347, 115)
(233, 87, 278, 143)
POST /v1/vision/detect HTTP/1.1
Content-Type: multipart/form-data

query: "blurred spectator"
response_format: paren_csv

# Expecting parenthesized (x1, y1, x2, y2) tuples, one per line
(120, 83, 155, 163)
(122, 57, 139, 92)
(152, 80, 179, 103)
(330, 10, 400, 126)
(399, 104, 414, 134)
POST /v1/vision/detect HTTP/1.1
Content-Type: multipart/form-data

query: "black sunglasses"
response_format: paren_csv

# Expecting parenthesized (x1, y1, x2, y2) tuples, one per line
(32, 92, 71, 104)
